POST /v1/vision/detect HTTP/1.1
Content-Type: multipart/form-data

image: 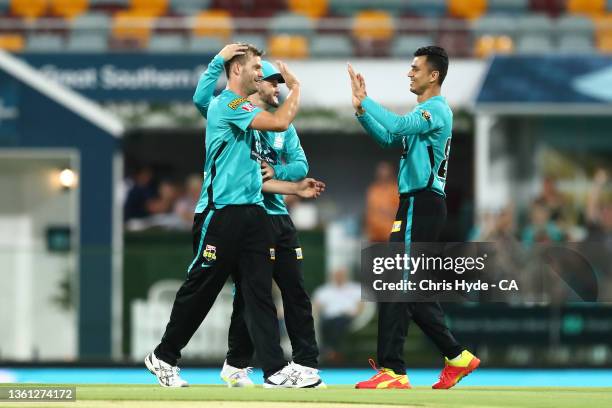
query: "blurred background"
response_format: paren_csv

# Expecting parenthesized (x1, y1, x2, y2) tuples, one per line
(1, 0, 612, 381)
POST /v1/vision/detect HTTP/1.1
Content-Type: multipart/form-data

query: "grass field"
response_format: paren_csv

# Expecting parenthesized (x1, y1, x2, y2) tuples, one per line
(1, 385, 612, 408)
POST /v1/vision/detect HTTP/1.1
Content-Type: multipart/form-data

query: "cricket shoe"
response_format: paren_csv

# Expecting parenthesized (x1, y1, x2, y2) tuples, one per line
(289, 362, 326, 388)
(263, 362, 323, 388)
(145, 352, 188, 387)
(220, 360, 255, 388)
(432, 350, 480, 389)
(355, 359, 411, 389)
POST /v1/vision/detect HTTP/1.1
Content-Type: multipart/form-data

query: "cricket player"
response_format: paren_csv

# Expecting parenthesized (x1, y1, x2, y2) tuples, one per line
(190, 44, 322, 388)
(145, 44, 323, 388)
(348, 46, 480, 389)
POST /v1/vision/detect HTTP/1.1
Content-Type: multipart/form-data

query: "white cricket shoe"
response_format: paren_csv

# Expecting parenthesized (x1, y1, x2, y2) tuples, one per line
(220, 360, 255, 388)
(145, 352, 188, 387)
(263, 362, 323, 388)
(290, 362, 326, 388)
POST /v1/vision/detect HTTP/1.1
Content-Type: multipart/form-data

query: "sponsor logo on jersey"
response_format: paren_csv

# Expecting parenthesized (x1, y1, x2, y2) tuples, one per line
(295, 247, 303, 260)
(228, 97, 248, 110)
(273, 134, 284, 149)
(421, 110, 431, 121)
(241, 103, 256, 112)
(269, 248, 276, 260)
(203, 244, 217, 261)
(391, 220, 402, 232)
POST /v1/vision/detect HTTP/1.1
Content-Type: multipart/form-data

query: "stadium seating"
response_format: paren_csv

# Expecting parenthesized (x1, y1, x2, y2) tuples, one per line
(10, 0, 48, 20)
(188, 35, 223, 52)
(268, 34, 309, 58)
(269, 12, 315, 37)
(595, 14, 612, 52)
(66, 33, 108, 51)
(309, 33, 352, 58)
(130, 0, 168, 17)
(487, 0, 528, 15)
(148, 33, 186, 52)
(192, 9, 233, 39)
(449, 0, 487, 19)
(50, 0, 89, 19)
(557, 34, 595, 53)
(516, 33, 555, 53)
(111, 10, 155, 47)
(231, 33, 266, 50)
(0, 34, 24, 51)
(26, 33, 64, 52)
(473, 34, 513, 58)
(566, 0, 605, 16)
(402, 0, 447, 18)
(391, 34, 435, 58)
(352, 10, 394, 41)
(288, 0, 328, 19)
(170, 0, 212, 16)
(473, 15, 517, 38)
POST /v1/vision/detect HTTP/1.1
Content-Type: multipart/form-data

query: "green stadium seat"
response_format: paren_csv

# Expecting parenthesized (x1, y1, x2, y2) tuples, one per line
(402, 0, 447, 18)
(473, 15, 517, 38)
(487, 0, 528, 15)
(66, 33, 108, 51)
(329, 0, 404, 16)
(391, 34, 435, 58)
(171, 0, 211, 16)
(555, 15, 594, 37)
(515, 14, 554, 35)
(187, 35, 224, 52)
(269, 12, 315, 37)
(557, 34, 595, 53)
(309, 34, 353, 58)
(71, 13, 111, 36)
(149, 34, 187, 52)
(516, 34, 555, 53)
(27, 34, 65, 52)
(230, 33, 266, 50)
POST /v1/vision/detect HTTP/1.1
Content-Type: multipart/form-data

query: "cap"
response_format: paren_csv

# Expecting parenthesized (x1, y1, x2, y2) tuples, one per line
(261, 60, 285, 83)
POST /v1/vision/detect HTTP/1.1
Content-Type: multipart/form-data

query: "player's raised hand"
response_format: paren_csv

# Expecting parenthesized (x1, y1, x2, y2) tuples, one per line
(261, 161, 275, 182)
(218, 43, 248, 61)
(296, 178, 326, 199)
(348, 63, 367, 101)
(276, 61, 300, 89)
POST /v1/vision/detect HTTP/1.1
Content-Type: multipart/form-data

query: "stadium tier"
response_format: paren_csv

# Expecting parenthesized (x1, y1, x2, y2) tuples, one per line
(0, 0, 612, 56)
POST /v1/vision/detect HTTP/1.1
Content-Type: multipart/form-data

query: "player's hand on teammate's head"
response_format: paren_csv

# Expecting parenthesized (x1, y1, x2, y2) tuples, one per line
(276, 61, 300, 90)
(261, 161, 275, 182)
(296, 178, 326, 199)
(218, 43, 248, 61)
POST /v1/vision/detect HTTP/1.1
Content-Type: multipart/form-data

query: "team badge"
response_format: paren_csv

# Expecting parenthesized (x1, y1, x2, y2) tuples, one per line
(270, 248, 276, 260)
(203, 244, 217, 261)
(228, 97, 248, 110)
(421, 110, 431, 121)
(241, 103, 256, 112)
(295, 247, 303, 260)
(391, 220, 402, 233)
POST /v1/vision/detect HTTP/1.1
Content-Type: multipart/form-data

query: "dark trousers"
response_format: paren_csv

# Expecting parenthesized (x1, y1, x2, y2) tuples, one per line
(377, 191, 463, 374)
(154, 205, 286, 378)
(226, 214, 319, 369)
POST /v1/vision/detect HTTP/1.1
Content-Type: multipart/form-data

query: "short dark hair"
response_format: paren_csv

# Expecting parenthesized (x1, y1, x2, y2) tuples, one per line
(414, 46, 448, 85)
(224, 43, 264, 78)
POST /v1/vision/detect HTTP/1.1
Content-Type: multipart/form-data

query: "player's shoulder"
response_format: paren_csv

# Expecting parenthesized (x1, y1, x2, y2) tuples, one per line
(418, 96, 452, 124)
(216, 90, 258, 114)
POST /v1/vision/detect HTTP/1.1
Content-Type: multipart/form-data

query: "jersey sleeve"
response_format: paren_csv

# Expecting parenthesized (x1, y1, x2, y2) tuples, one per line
(222, 97, 263, 131)
(357, 111, 403, 148)
(275, 124, 309, 181)
(193, 54, 225, 118)
(361, 96, 443, 136)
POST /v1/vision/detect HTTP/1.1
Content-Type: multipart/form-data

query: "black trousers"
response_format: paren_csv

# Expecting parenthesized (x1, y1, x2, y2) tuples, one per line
(377, 191, 463, 374)
(226, 214, 319, 369)
(154, 205, 286, 378)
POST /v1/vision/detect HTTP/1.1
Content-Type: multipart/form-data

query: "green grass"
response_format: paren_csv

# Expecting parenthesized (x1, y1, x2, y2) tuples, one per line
(3, 385, 612, 408)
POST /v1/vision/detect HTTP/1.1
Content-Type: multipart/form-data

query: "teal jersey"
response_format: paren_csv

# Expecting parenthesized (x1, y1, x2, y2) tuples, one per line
(195, 89, 264, 212)
(257, 125, 309, 215)
(192, 55, 308, 215)
(358, 95, 453, 197)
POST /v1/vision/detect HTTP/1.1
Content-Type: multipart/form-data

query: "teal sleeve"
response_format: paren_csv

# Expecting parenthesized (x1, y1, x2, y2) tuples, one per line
(193, 54, 225, 118)
(361, 96, 440, 135)
(357, 112, 403, 148)
(274, 125, 308, 181)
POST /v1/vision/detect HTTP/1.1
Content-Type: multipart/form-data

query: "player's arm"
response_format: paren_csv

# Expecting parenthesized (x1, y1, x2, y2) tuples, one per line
(263, 178, 325, 198)
(193, 44, 247, 118)
(361, 96, 435, 135)
(275, 125, 309, 181)
(250, 62, 300, 132)
(356, 111, 403, 148)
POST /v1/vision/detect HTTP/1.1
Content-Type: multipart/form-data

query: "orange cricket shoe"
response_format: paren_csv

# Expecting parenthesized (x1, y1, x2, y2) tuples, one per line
(355, 359, 411, 389)
(432, 350, 480, 389)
